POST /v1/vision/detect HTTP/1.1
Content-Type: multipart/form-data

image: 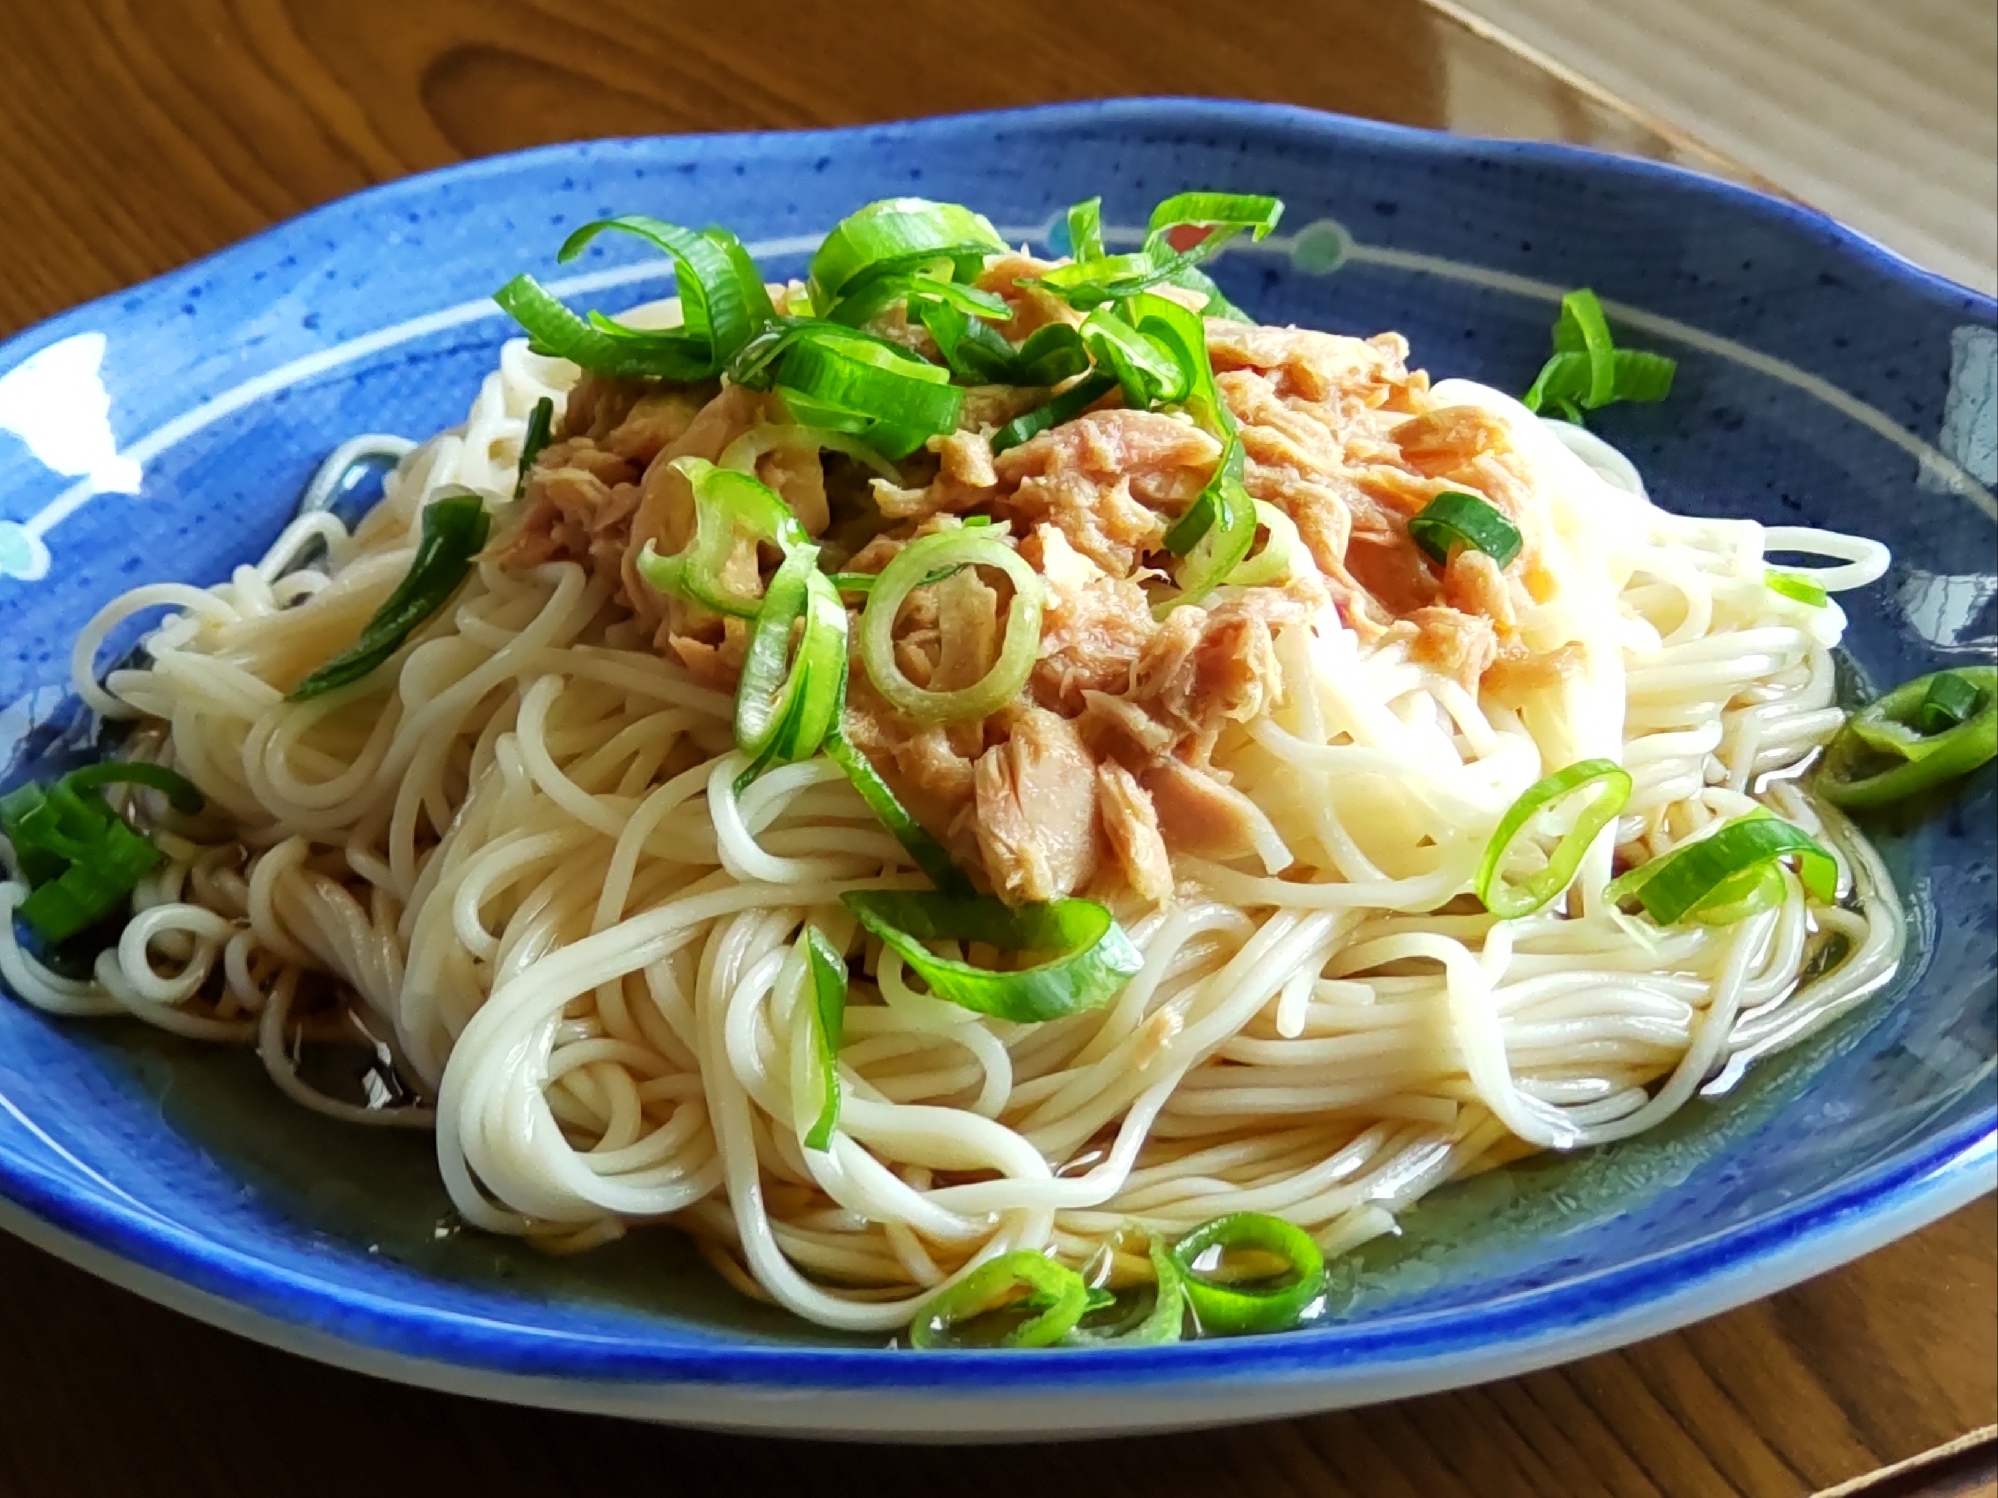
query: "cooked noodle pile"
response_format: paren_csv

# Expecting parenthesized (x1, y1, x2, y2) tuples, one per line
(0, 297, 1902, 1334)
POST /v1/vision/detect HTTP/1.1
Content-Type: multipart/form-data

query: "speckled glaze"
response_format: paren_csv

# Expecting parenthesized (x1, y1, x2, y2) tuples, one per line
(0, 100, 1991, 1439)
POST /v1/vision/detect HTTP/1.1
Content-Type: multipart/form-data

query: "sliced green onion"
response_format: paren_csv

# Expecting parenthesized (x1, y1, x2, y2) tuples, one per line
(1145, 193, 1284, 257)
(1171, 1212, 1326, 1337)
(1064, 1235, 1185, 1347)
(1066, 197, 1105, 262)
(776, 333, 963, 461)
(1917, 670, 1985, 736)
(514, 396, 555, 499)
(1552, 287, 1617, 408)
(16, 817, 160, 946)
(857, 531, 1045, 722)
(822, 733, 974, 897)
(912, 297, 1028, 384)
(1605, 810, 1837, 926)
(829, 270, 1011, 332)
(1224, 501, 1302, 590)
(558, 216, 770, 368)
(2, 775, 171, 945)
(288, 490, 489, 701)
(726, 318, 904, 391)
(907, 1251, 1088, 1350)
(1079, 307, 1188, 408)
(799, 924, 847, 1152)
(635, 457, 810, 619)
(1521, 289, 1677, 425)
(808, 198, 1005, 314)
(1009, 324, 1092, 387)
(59, 763, 205, 816)
(990, 370, 1119, 455)
(732, 546, 848, 781)
(841, 889, 1142, 1023)
(1162, 263, 1251, 322)
(1818, 666, 1997, 809)
(1407, 490, 1523, 570)
(1475, 759, 1632, 919)
(493, 275, 718, 382)
(1131, 291, 1255, 611)
(718, 423, 900, 482)
(1766, 570, 1828, 608)
(1032, 193, 1281, 309)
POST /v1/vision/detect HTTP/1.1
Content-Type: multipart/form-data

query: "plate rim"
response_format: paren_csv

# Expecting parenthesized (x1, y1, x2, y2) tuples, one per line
(1, 96, 1993, 1424)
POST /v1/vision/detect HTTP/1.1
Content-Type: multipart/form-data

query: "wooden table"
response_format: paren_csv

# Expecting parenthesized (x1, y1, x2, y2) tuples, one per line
(0, 3, 1990, 1494)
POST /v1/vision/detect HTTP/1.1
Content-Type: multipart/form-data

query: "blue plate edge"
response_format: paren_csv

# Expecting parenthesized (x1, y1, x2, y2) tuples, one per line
(0, 97, 1990, 1405)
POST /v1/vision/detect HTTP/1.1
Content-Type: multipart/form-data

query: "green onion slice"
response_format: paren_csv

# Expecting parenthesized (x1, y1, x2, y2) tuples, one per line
(1917, 670, 1985, 736)
(990, 370, 1119, 456)
(1066, 196, 1105, 262)
(1063, 1236, 1185, 1347)
(717, 423, 900, 482)
(841, 889, 1142, 1023)
(1131, 291, 1255, 611)
(1818, 666, 1997, 809)
(1032, 192, 1281, 309)
(493, 275, 718, 382)
(59, 763, 205, 816)
(857, 530, 1045, 722)
(1766, 570, 1829, 607)
(1407, 490, 1524, 570)
(775, 332, 964, 461)
(1552, 287, 1617, 408)
(1225, 501, 1302, 590)
(1475, 759, 1632, 919)
(288, 489, 489, 701)
(828, 271, 1011, 332)
(822, 733, 974, 897)
(911, 297, 1028, 384)
(1170, 1212, 1327, 1337)
(799, 924, 847, 1152)
(808, 198, 1006, 314)
(514, 396, 555, 499)
(634, 457, 809, 619)
(1161, 263, 1251, 322)
(2, 774, 174, 945)
(732, 545, 847, 780)
(1521, 289, 1677, 425)
(1079, 307, 1189, 408)
(1605, 810, 1838, 926)
(558, 217, 771, 367)
(907, 1251, 1089, 1350)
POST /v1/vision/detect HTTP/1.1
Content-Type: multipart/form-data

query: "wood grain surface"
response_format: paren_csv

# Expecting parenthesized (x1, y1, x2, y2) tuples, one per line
(0, 3, 1990, 1495)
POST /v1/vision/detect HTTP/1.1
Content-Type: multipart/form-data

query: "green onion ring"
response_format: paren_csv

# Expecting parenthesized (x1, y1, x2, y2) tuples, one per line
(718, 423, 900, 482)
(60, 762, 206, 816)
(808, 198, 1005, 312)
(1408, 490, 1523, 570)
(822, 733, 974, 897)
(857, 531, 1045, 723)
(907, 1251, 1089, 1350)
(798, 924, 847, 1152)
(732, 546, 847, 779)
(634, 457, 810, 620)
(1223, 501, 1302, 590)
(1171, 1212, 1327, 1337)
(1766, 570, 1829, 607)
(1605, 810, 1838, 926)
(1475, 759, 1632, 919)
(1063, 1235, 1185, 1347)
(841, 889, 1142, 1023)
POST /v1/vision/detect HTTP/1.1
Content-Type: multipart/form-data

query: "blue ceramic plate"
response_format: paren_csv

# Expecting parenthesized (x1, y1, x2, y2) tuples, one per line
(0, 100, 1992, 1439)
